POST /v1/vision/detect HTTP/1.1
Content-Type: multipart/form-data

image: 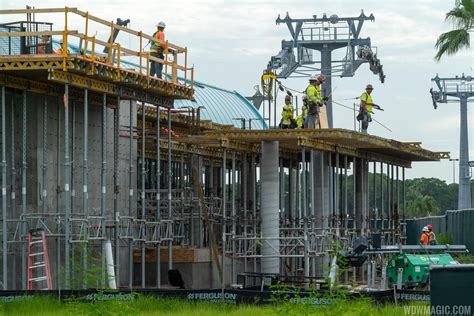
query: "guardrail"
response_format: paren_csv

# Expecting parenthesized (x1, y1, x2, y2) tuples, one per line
(0, 7, 194, 90)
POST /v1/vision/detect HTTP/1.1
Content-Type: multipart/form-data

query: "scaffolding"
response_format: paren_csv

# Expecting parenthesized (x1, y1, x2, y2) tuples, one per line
(0, 7, 449, 291)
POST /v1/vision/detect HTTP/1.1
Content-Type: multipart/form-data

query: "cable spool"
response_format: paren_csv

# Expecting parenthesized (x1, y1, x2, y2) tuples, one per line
(261, 71, 276, 97)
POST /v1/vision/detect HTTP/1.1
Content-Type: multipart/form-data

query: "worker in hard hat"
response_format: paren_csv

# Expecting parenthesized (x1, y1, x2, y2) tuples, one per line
(53, 39, 69, 55)
(296, 96, 309, 128)
(149, 21, 168, 78)
(357, 84, 382, 134)
(420, 226, 431, 246)
(280, 95, 295, 129)
(305, 74, 327, 128)
(427, 224, 437, 245)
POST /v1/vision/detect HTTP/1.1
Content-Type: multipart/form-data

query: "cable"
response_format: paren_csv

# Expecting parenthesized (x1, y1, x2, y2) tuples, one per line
(332, 100, 392, 132)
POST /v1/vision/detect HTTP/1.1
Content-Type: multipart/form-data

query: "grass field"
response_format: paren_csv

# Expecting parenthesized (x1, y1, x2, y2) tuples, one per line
(0, 295, 410, 316)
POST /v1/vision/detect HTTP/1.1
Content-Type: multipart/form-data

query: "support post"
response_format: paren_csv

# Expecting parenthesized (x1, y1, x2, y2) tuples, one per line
(64, 85, 71, 289)
(156, 105, 161, 288)
(1, 86, 7, 290)
(222, 148, 227, 288)
(231, 151, 236, 284)
(114, 96, 120, 285)
(9, 94, 16, 289)
(458, 97, 471, 209)
(141, 101, 146, 288)
(82, 89, 89, 289)
(167, 108, 173, 270)
(128, 99, 134, 288)
(100, 93, 107, 287)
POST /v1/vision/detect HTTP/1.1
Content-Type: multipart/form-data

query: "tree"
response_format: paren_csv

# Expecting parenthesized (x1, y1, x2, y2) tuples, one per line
(435, 0, 474, 61)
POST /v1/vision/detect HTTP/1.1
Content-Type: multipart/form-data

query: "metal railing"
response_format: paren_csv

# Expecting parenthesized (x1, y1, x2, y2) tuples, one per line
(0, 7, 194, 90)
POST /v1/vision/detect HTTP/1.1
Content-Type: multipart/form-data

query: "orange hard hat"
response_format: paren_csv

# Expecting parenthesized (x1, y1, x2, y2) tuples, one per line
(427, 224, 433, 230)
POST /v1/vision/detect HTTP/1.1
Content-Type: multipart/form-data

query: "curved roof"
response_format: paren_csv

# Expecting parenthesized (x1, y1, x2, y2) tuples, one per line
(53, 41, 267, 129)
(174, 82, 267, 129)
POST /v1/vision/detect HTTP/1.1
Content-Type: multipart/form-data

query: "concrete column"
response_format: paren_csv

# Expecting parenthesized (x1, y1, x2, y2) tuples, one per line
(260, 141, 280, 274)
(314, 152, 329, 229)
(355, 158, 368, 232)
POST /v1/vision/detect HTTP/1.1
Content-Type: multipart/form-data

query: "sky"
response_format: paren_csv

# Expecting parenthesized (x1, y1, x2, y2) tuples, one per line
(1, 0, 473, 183)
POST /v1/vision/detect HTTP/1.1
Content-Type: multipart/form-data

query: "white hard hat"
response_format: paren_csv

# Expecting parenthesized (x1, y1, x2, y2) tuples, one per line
(157, 21, 166, 28)
(422, 226, 429, 232)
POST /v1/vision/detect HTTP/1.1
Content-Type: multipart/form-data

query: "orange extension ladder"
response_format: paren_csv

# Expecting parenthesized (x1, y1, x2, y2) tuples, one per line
(27, 228, 52, 290)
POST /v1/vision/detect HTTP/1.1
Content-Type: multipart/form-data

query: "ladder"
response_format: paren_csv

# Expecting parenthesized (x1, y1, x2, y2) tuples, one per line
(27, 228, 52, 290)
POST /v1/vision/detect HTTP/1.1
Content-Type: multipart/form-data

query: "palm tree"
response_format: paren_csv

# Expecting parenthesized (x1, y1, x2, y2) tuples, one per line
(435, 0, 474, 61)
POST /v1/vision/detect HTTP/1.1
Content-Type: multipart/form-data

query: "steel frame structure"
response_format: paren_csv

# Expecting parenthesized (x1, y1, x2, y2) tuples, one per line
(431, 74, 474, 210)
(0, 7, 446, 291)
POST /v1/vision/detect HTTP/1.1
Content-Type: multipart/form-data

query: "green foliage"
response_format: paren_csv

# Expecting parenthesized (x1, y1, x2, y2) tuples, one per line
(435, 0, 474, 60)
(436, 232, 454, 245)
(0, 295, 411, 316)
(67, 241, 109, 290)
(454, 254, 474, 264)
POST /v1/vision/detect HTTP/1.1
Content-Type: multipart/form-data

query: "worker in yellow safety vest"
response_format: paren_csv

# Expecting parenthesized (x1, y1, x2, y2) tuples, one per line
(357, 84, 382, 134)
(280, 95, 296, 129)
(305, 74, 327, 128)
(296, 96, 309, 128)
(149, 21, 168, 78)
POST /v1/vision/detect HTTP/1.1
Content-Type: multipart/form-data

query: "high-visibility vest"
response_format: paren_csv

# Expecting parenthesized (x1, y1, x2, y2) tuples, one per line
(306, 84, 321, 104)
(281, 103, 295, 125)
(150, 31, 166, 53)
(360, 91, 373, 114)
(302, 104, 308, 119)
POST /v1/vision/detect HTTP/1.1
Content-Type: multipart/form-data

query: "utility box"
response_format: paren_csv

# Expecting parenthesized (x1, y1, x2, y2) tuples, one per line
(387, 254, 458, 289)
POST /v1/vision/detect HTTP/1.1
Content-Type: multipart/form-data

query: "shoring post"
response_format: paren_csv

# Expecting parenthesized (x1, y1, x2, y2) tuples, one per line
(309, 150, 315, 277)
(222, 147, 227, 291)
(156, 105, 161, 288)
(402, 168, 406, 222)
(42, 95, 48, 215)
(21, 91, 28, 289)
(302, 147, 309, 277)
(335, 152, 339, 232)
(352, 156, 356, 231)
(396, 166, 400, 231)
(1, 86, 7, 290)
(9, 94, 16, 289)
(251, 154, 257, 272)
(167, 108, 173, 270)
(231, 151, 236, 284)
(380, 163, 384, 229)
(101, 93, 107, 288)
(373, 162, 377, 229)
(114, 95, 120, 285)
(64, 85, 71, 289)
(344, 155, 348, 229)
(242, 154, 248, 273)
(141, 101, 146, 288)
(128, 99, 134, 288)
(82, 89, 89, 289)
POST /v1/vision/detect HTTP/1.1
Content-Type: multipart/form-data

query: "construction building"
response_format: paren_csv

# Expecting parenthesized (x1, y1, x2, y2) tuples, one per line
(0, 8, 448, 291)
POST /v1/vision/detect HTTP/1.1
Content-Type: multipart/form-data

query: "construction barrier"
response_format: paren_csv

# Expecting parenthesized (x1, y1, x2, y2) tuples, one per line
(405, 209, 474, 252)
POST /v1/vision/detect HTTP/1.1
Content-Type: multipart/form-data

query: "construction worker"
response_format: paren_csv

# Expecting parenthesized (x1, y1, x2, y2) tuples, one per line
(53, 39, 68, 55)
(357, 84, 382, 134)
(305, 74, 327, 128)
(280, 95, 295, 129)
(37, 35, 50, 54)
(420, 226, 432, 246)
(427, 224, 437, 245)
(149, 21, 168, 78)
